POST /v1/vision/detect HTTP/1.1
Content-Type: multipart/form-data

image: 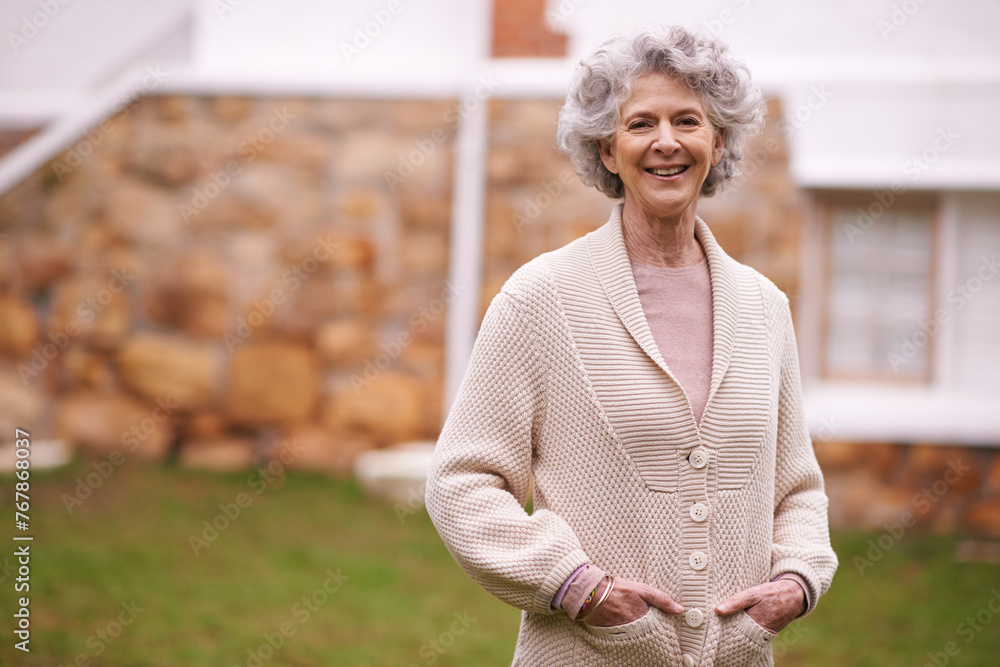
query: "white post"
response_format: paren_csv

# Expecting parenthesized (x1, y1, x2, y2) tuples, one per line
(442, 0, 494, 421)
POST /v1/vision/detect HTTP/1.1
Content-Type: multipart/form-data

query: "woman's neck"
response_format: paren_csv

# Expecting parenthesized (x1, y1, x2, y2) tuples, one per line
(620, 200, 704, 268)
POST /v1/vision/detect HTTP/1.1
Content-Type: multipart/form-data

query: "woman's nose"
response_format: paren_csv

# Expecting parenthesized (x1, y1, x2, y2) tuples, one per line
(651, 122, 680, 153)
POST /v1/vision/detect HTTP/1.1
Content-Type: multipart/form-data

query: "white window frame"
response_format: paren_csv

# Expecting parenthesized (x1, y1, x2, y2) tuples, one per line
(799, 190, 1000, 447)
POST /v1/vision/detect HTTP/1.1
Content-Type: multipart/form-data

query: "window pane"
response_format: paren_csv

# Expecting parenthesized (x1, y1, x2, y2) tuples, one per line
(826, 205, 932, 379)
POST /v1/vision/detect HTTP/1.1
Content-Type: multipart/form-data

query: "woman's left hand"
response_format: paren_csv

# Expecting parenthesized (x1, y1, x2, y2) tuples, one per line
(714, 579, 804, 634)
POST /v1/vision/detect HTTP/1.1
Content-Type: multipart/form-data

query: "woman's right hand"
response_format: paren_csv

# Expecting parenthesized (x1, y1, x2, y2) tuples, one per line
(582, 577, 685, 627)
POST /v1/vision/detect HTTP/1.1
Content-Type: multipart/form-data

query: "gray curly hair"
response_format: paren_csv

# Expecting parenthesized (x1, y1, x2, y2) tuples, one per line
(556, 25, 765, 198)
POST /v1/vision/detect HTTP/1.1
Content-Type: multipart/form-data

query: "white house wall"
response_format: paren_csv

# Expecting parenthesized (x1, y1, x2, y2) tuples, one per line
(789, 81, 1000, 190)
(0, 0, 192, 92)
(559, 0, 999, 66)
(192, 0, 473, 94)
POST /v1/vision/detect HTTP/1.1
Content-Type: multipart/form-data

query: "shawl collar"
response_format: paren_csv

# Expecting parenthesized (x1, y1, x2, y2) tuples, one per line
(584, 203, 743, 406)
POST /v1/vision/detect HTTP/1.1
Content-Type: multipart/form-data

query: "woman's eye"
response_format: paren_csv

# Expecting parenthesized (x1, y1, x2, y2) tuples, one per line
(628, 120, 651, 130)
(678, 117, 699, 126)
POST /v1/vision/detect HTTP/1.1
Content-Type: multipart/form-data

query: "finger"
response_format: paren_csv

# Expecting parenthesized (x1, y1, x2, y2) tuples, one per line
(715, 590, 758, 615)
(717, 582, 771, 615)
(638, 585, 684, 615)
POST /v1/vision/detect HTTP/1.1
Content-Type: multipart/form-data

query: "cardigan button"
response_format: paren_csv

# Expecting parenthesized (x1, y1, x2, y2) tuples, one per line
(690, 503, 708, 522)
(688, 449, 708, 469)
(684, 608, 704, 627)
(689, 551, 708, 570)
(682, 654, 696, 667)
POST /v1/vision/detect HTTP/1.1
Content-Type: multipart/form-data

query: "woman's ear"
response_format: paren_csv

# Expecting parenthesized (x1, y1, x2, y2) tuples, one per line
(711, 128, 725, 166)
(596, 138, 617, 174)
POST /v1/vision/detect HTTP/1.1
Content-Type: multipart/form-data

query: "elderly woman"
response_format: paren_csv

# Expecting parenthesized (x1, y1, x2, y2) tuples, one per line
(425, 25, 837, 666)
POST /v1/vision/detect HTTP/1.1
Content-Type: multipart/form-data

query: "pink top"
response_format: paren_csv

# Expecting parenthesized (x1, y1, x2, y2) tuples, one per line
(630, 257, 714, 425)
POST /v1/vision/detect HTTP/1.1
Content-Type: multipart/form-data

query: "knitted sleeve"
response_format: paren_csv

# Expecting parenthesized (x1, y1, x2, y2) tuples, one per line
(425, 290, 590, 614)
(769, 298, 839, 615)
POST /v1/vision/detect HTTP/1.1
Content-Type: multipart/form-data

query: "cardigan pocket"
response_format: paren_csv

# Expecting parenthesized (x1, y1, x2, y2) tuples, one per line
(735, 610, 779, 646)
(714, 610, 777, 665)
(572, 607, 670, 663)
(578, 606, 656, 641)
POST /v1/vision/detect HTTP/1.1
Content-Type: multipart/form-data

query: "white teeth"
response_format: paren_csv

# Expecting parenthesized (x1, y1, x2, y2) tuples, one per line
(649, 166, 686, 176)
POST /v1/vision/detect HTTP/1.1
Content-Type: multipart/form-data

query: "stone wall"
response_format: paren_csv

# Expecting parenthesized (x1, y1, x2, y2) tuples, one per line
(482, 98, 611, 316)
(0, 95, 457, 474)
(818, 442, 1000, 536)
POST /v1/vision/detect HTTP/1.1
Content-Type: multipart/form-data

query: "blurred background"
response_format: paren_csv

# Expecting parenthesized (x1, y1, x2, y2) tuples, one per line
(0, 0, 998, 665)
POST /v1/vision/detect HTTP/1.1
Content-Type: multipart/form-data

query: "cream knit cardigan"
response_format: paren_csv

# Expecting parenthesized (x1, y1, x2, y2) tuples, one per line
(426, 204, 837, 666)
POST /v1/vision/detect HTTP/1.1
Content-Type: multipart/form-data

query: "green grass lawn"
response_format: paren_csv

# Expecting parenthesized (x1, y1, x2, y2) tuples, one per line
(1, 459, 998, 666)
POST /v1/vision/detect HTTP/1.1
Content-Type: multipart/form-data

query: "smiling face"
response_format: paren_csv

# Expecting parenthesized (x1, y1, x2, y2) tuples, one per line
(598, 72, 724, 225)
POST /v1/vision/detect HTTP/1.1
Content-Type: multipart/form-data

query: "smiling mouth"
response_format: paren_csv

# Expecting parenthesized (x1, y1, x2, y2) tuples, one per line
(646, 166, 688, 177)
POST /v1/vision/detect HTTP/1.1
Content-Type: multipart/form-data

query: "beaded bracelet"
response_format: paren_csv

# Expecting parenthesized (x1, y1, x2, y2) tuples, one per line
(577, 576, 616, 623)
(578, 582, 600, 616)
